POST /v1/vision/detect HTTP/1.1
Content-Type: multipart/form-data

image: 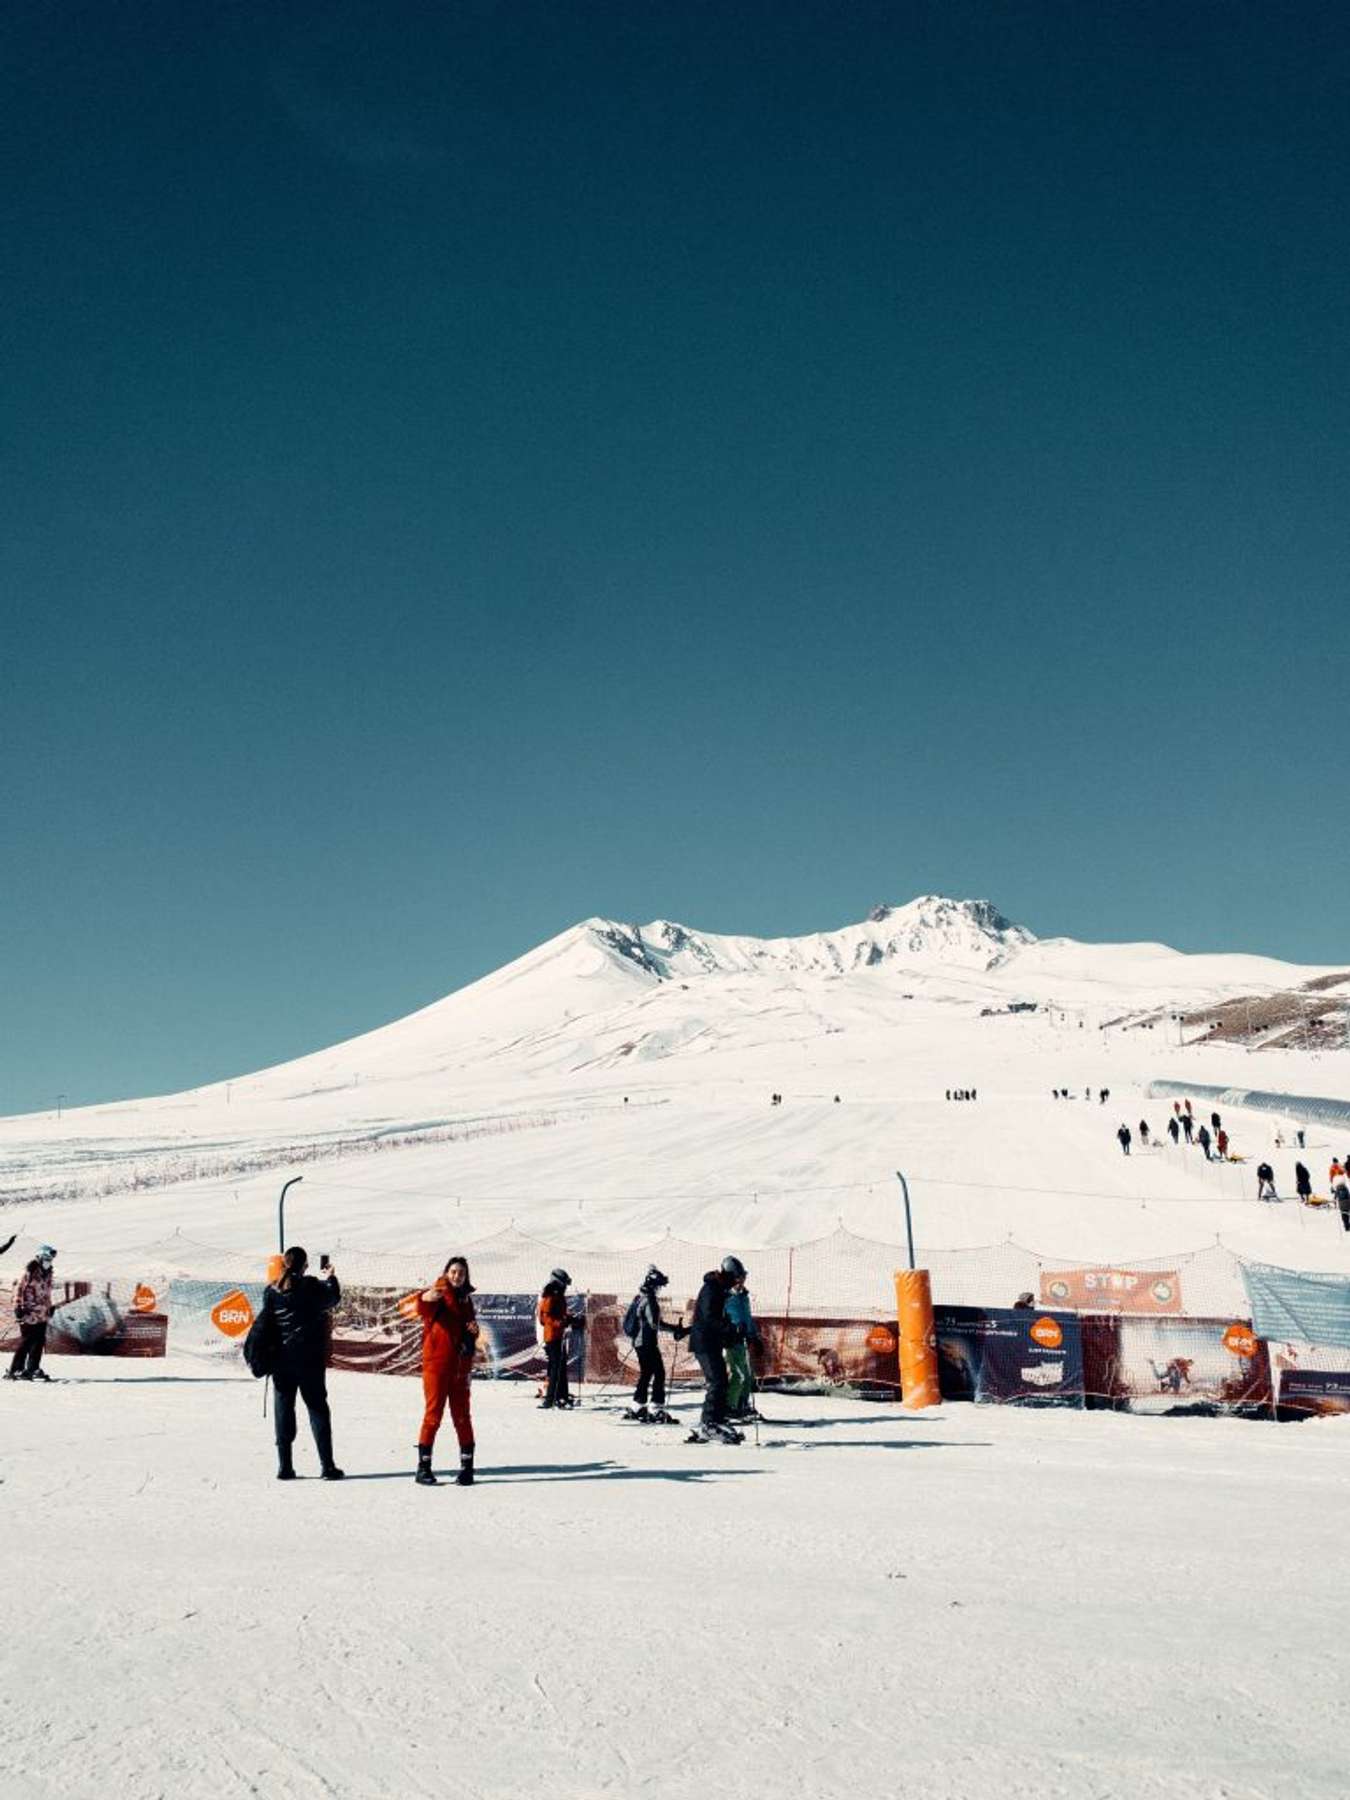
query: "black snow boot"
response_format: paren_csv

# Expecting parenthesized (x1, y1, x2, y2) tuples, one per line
(277, 1450, 296, 1481)
(624, 1405, 651, 1423)
(415, 1445, 439, 1486)
(321, 1464, 345, 1480)
(456, 1448, 474, 1488)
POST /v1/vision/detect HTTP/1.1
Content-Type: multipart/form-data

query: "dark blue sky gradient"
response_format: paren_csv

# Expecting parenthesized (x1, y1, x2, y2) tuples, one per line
(3, 2, 1348, 1107)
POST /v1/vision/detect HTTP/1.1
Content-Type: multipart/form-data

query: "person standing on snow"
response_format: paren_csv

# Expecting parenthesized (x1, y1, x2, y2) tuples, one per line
(1168, 1117, 1180, 1145)
(1335, 1177, 1350, 1234)
(624, 1265, 686, 1423)
(414, 1256, 479, 1487)
(537, 1268, 584, 1409)
(1117, 1124, 1132, 1156)
(1197, 1125, 1212, 1161)
(1216, 1128, 1229, 1160)
(725, 1268, 764, 1424)
(1295, 1162, 1314, 1205)
(688, 1258, 745, 1443)
(1181, 1113, 1194, 1143)
(6, 1246, 56, 1381)
(263, 1246, 343, 1481)
(1139, 1120, 1151, 1147)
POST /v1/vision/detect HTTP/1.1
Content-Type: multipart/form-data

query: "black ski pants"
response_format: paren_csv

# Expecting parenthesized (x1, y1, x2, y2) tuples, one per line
(273, 1362, 334, 1471)
(634, 1340, 666, 1407)
(694, 1346, 729, 1427)
(8, 1321, 47, 1377)
(544, 1336, 570, 1406)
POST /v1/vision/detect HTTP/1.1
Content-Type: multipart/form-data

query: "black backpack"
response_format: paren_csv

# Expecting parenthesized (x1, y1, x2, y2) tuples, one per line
(243, 1302, 276, 1379)
(622, 1293, 643, 1340)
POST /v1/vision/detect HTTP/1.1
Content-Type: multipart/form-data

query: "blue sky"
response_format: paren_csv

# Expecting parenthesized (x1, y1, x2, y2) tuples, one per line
(3, 1, 1347, 1109)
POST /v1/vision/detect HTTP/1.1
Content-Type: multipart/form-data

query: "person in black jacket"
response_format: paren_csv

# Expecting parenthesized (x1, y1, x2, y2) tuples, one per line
(688, 1258, 744, 1443)
(264, 1246, 342, 1481)
(625, 1265, 686, 1423)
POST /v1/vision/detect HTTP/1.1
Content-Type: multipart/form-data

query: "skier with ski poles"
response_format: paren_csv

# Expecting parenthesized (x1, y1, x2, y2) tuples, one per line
(5, 1245, 56, 1381)
(725, 1266, 764, 1425)
(622, 1265, 686, 1423)
(686, 1257, 745, 1444)
(413, 1255, 479, 1487)
(537, 1268, 585, 1409)
(263, 1246, 343, 1481)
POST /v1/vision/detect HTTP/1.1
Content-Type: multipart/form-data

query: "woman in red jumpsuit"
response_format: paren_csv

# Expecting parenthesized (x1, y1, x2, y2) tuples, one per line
(415, 1256, 479, 1487)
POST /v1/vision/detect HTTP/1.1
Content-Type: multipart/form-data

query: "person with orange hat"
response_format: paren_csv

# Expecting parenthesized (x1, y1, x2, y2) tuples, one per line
(414, 1256, 479, 1487)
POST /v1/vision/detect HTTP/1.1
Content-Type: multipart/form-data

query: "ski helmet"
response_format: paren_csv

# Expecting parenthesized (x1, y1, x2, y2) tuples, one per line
(644, 1265, 669, 1288)
(36, 1244, 56, 1264)
(550, 1267, 571, 1287)
(720, 1254, 746, 1280)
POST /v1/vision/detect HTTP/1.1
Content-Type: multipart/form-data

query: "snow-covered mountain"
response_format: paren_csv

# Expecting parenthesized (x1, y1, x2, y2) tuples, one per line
(2, 896, 1347, 1274)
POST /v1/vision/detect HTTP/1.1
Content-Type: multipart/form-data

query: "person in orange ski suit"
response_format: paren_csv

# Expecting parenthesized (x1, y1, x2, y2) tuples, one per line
(415, 1256, 479, 1487)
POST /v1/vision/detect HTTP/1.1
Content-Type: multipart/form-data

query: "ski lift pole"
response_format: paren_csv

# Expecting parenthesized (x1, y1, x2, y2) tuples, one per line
(893, 1170, 939, 1409)
(278, 1175, 303, 1254)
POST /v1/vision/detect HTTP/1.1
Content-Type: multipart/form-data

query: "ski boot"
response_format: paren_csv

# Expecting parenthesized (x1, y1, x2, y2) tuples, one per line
(623, 1405, 651, 1423)
(320, 1464, 346, 1480)
(456, 1448, 474, 1488)
(648, 1407, 679, 1425)
(29, 1370, 51, 1383)
(415, 1446, 439, 1486)
(710, 1421, 744, 1444)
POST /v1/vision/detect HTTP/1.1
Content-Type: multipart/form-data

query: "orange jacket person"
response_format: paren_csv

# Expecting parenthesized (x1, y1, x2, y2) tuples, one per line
(415, 1256, 479, 1487)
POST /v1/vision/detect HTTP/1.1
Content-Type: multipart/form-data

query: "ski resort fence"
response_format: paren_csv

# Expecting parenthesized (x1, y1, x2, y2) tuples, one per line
(8, 1223, 1350, 1418)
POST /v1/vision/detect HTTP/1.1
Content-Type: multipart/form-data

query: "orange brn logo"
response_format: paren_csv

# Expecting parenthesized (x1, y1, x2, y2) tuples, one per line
(866, 1326, 897, 1354)
(1222, 1323, 1257, 1358)
(211, 1290, 255, 1339)
(1030, 1317, 1064, 1350)
(131, 1284, 158, 1314)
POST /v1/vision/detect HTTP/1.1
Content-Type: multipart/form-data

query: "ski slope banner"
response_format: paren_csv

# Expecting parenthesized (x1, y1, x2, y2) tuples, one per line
(1039, 1267, 1183, 1314)
(1104, 1316, 1272, 1414)
(934, 1306, 1084, 1406)
(165, 1279, 265, 1362)
(0, 1277, 167, 1359)
(1241, 1264, 1350, 1351)
(756, 1317, 898, 1396)
(325, 1288, 586, 1382)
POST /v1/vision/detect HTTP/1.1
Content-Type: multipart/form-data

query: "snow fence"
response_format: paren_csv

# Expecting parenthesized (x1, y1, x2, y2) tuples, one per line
(8, 1223, 1350, 1418)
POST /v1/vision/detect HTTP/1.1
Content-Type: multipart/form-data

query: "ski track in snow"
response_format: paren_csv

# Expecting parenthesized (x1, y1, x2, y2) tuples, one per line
(3, 1369, 1349, 1799)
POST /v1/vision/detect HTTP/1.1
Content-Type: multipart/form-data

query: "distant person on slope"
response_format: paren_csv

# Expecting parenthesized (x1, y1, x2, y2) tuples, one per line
(1216, 1129, 1229, 1160)
(688, 1259, 745, 1444)
(1181, 1113, 1194, 1143)
(1197, 1125, 1212, 1161)
(6, 1246, 56, 1381)
(1295, 1163, 1314, 1205)
(623, 1264, 685, 1423)
(1335, 1178, 1350, 1234)
(414, 1256, 479, 1487)
(1256, 1162, 1278, 1201)
(725, 1268, 764, 1424)
(1168, 1117, 1181, 1145)
(537, 1269, 584, 1410)
(1117, 1125, 1132, 1156)
(1139, 1120, 1150, 1147)
(264, 1247, 343, 1481)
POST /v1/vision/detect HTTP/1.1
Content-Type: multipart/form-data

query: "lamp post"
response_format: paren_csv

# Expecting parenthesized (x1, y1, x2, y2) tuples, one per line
(278, 1175, 304, 1254)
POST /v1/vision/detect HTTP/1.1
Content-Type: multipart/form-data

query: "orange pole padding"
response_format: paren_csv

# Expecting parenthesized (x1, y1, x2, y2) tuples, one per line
(266, 1254, 284, 1284)
(894, 1268, 941, 1410)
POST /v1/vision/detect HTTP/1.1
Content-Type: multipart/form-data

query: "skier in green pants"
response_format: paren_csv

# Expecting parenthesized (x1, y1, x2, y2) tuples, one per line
(725, 1269, 762, 1423)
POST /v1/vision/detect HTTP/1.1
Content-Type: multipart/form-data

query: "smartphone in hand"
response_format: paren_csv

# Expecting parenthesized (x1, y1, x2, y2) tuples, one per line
(320, 1254, 331, 1271)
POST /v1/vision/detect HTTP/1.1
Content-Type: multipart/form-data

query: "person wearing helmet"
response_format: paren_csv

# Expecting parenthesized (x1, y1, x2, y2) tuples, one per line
(538, 1268, 584, 1409)
(623, 1265, 687, 1424)
(687, 1257, 745, 1443)
(724, 1266, 763, 1424)
(6, 1245, 56, 1381)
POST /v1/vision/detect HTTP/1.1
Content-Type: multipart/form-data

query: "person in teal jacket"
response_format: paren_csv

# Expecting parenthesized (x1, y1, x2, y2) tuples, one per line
(725, 1272, 762, 1422)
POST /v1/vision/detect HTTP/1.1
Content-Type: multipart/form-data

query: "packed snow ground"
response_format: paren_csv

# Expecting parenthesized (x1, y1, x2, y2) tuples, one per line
(4, 1366, 1348, 1800)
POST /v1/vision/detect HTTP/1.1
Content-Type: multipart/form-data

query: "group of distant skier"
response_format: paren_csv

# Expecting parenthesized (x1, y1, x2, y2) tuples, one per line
(945, 1088, 978, 1102)
(1053, 1087, 1110, 1102)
